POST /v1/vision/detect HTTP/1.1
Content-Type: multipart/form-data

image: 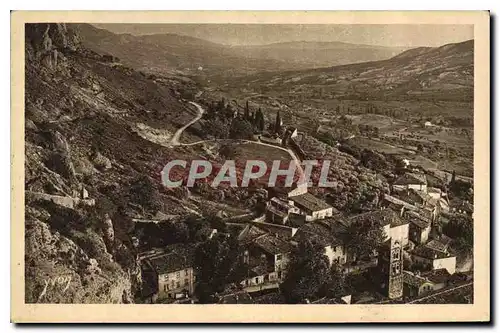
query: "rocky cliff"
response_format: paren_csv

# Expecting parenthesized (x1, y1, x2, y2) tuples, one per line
(24, 23, 197, 303)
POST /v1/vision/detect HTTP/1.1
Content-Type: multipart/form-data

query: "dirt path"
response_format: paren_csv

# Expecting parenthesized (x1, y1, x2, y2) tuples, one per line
(171, 101, 306, 181)
(170, 101, 205, 146)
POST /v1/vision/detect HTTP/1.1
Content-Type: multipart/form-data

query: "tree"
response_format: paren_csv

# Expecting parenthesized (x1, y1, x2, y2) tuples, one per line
(342, 217, 386, 260)
(206, 118, 230, 139)
(255, 108, 265, 132)
(274, 110, 282, 133)
(194, 234, 242, 303)
(280, 240, 331, 303)
(129, 175, 162, 212)
(326, 263, 348, 299)
(443, 214, 473, 253)
(244, 100, 250, 120)
(229, 118, 254, 140)
(449, 179, 473, 202)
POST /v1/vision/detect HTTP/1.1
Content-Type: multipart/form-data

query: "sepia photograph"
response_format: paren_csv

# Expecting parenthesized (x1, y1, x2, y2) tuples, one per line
(11, 10, 490, 323)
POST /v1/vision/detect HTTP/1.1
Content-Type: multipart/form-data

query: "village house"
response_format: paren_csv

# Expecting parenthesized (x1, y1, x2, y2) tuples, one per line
(238, 225, 292, 291)
(382, 193, 419, 216)
(348, 208, 410, 248)
(251, 221, 298, 240)
(421, 268, 452, 291)
(405, 210, 432, 245)
(392, 172, 428, 193)
(384, 191, 439, 223)
(411, 245, 456, 274)
(289, 192, 334, 221)
(403, 271, 435, 298)
(140, 244, 196, 302)
(293, 218, 349, 266)
(265, 197, 301, 224)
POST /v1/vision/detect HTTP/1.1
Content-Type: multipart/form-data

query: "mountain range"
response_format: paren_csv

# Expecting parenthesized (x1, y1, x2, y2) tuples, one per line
(223, 39, 474, 102)
(72, 24, 410, 75)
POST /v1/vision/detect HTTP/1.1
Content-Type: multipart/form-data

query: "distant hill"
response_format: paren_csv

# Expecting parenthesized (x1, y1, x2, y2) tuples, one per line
(223, 40, 474, 102)
(230, 41, 409, 68)
(71, 24, 299, 76)
(71, 24, 411, 75)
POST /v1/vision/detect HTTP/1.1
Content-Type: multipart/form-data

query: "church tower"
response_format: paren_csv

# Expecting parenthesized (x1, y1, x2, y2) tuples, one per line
(377, 237, 403, 299)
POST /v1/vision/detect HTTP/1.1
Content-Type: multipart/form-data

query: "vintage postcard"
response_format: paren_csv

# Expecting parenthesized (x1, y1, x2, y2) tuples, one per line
(11, 11, 490, 323)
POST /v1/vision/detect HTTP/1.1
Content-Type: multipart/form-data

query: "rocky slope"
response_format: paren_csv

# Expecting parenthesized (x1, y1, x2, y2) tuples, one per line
(24, 23, 204, 303)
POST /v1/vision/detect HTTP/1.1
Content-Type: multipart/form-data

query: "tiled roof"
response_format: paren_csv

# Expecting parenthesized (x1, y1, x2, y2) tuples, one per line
(403, 271, 433, 287)
(421, 268, 451, 284)
(384, 194, 419, 210)
(394, 173, 427, 186)
(293, 221, 344, 247)
(238, 224, 267, 245)
(290, 192, 332, 212)
(254, 233, 292, 255)
(252, 221, 297, 240)
(148, 244, 195, 275)
(411, 245, 453, 260)
(348, 208, 408, 228)
(406, 210, 431, 229)
(426, 235, 453, 253)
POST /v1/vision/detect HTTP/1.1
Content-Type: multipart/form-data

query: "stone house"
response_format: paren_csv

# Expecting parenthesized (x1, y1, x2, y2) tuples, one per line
(238, 226, 292, 290)
(141, 244, 196, 302)
(403, 271, 435, 298)
(265, 197, 301, 225)
(348, 208, 410, 248)
(406, 210, 432, 245)
(289, 192, 334, 221)
(411, 245, 456, 274)
(293, 218, 349, 266)
(393, 172, 428, 193)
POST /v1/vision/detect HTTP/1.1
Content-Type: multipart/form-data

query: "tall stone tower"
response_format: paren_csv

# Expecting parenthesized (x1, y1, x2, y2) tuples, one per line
(377, 237, 403, 299)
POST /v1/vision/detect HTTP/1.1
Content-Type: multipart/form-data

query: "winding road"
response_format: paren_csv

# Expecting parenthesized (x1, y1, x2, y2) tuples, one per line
(170, 100, 306, 180)
(170, 101, 207, 146)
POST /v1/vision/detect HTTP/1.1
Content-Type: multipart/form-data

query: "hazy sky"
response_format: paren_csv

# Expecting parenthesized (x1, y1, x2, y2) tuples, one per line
(93, 23, 473, 47)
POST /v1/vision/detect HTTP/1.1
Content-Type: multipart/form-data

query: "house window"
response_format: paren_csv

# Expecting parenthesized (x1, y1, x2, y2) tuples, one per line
(176, 281, 180, 288)
(184, 269, 188, 276)
(184, 278, 189, 286)
(176, 271, 181, 278)
(255, 277, 259, 284)
(333, 246, 337, 252)
(276, 254, 282, 261)
(278, 271, 282, 279)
